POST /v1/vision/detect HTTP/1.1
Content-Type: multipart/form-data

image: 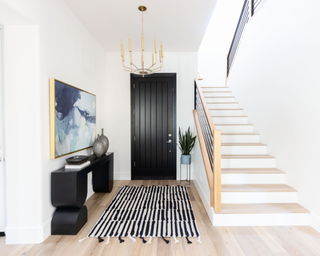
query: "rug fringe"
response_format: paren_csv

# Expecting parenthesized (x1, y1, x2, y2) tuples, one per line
(119, 236, 125, 243)
(197, 236, 202, 244)
(139, 237, 147, 243)
(98, 237, 104, 243)
(78, 237, 88, 243)
(162, 236, 169, 244)
(105, 236, 111, 245)
(186, 237, 192, 244)
(128, 235, 136, 242)
(173, 236, 179, 244)
(147, 237, 152, 244)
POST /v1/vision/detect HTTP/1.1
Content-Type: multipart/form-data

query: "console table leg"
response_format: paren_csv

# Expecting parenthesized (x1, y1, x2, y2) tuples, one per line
(51, 206, 87, 235)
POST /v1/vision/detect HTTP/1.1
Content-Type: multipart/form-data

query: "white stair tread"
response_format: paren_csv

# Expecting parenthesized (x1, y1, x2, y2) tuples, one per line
(222, 133, 259, 135)
(217, 203, 310, 214)
(210, 109, 243, 110)
(203, 91, 232, 93)
(208, 102, 239, 104)
(212, 116, 247, 117)
(201, 87, 229, 88)
(221, 168, 285, 174)
(205, 96, 235, 98)
(222, 143, 266, 146)
(221, 184, 297, 192)
(222, 155, 275, 159)
(217, 124, 253, 126)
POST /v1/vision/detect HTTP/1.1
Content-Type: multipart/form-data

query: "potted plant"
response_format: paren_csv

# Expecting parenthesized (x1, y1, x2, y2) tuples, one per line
(178, 127, 197, 165)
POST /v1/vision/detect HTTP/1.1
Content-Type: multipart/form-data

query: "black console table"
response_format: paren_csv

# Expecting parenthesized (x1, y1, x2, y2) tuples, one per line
(51, 152, 114, 235)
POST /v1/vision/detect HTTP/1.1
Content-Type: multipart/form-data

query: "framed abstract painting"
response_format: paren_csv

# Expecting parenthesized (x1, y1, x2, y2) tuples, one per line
(50, 79, 96, 159)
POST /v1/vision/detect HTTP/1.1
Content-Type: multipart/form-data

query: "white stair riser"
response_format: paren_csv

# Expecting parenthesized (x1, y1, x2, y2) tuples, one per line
(213, 213, 309, 226)
(210, 109, 244, 116)
(215, 125, 254, 133)
(221, 192, 297, 204)
(207, 103, 240, 109)
(212, 116, 248, 124)
(205, 97, 236, 103)
(222, 145, 267, 155)
(203, 92, 233, 97)
(221, 134, 259, 143)
(201, 87, 230, 91)
(221, 173, 286, 184)
(221, 158, 276, 168)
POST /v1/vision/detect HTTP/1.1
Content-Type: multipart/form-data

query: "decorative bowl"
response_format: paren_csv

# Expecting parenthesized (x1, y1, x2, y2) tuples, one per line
(66, 155, 89, 165)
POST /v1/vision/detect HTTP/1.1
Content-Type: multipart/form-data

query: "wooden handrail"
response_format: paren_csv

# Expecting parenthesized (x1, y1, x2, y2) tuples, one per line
(194, 79, 221, 212)
(193, 110, 214, 201)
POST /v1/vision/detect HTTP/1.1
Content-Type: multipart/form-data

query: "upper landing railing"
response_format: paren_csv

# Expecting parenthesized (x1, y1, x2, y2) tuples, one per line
(226, 0, 266, 77)
(193, 79, 221, 212)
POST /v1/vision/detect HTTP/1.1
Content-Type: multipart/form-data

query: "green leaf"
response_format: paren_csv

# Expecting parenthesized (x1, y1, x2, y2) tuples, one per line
(177, 126, 197, 155)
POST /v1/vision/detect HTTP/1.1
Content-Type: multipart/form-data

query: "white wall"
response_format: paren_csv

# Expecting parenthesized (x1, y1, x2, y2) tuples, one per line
(198, 0, 244, 86)
(0, 26, 5, 232)
(227, 0, 320, 224)
(105, 52, 197, 180)
(0, 0, 106, 244)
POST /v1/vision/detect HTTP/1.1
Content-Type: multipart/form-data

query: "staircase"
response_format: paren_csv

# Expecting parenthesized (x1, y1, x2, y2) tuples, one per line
(199, 82, 309, 226)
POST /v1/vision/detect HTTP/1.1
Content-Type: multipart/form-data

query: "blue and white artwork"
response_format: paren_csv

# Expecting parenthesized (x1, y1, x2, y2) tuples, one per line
(54, 80, 96, 158)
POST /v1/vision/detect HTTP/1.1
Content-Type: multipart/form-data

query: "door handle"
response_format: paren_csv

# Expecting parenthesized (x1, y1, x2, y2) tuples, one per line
(166, 140, 172, 143)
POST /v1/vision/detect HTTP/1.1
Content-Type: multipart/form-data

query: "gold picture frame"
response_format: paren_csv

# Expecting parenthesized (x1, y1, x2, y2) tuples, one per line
(50, 78, 96, 159)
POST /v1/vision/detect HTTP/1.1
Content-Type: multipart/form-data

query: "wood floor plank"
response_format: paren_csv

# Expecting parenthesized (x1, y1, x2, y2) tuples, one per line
(217, 227, 246, 256)
(0, 180, 320, 256)
(288, 226, 320, 253)
(252, 226, 286, 253)
(229, 226, 273, 256)
(265, 226, 319, 256)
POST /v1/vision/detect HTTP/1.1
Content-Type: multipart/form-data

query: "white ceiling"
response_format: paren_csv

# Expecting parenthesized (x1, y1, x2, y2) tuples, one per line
(62, 0, 218, 52)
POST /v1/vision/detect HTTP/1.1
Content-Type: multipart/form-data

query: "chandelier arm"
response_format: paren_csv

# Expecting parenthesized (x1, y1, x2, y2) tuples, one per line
(130, 62, 140, 70)
(122, 61, 133, 72)
(153, 61, 163, 72)
(147, 62, 157, 70)
(122, 66, 132, 72)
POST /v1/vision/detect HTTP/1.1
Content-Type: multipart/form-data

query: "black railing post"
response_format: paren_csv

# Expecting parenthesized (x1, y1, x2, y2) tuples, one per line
(194, 82, 214, 170)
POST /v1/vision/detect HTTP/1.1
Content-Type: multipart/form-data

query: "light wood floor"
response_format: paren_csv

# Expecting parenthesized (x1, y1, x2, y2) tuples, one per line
(1, 180, 320, 256)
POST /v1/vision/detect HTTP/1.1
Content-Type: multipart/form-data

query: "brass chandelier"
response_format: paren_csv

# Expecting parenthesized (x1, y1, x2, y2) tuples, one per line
(120, 6, 164, 76)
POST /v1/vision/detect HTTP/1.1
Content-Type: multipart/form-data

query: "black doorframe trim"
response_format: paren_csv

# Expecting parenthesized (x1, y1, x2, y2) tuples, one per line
(130, 73, 177, 180)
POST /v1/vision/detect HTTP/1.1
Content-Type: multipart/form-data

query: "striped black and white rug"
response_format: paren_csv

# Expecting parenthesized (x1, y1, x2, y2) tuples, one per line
(80, 185, 201, 245)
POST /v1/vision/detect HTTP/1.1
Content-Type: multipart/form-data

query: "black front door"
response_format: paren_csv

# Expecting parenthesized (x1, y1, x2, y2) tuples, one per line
(131, 73, 177, 180)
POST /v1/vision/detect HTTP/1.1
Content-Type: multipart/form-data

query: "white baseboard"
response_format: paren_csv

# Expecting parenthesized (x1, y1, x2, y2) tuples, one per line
(193, 178, 215, 225)
(114, 172, 131, 180)
(42, 218, 51, 243)
(5, 218, 51, 244)
(310, 212, 320, 233)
